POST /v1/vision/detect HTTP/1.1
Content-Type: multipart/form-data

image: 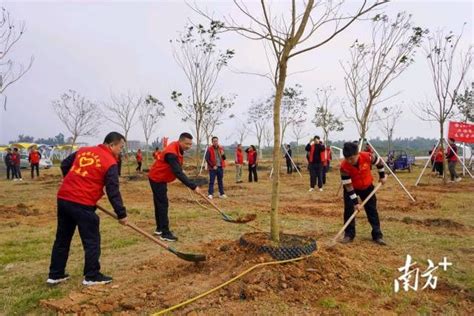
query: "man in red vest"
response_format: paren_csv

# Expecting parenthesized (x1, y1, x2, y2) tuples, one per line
(340, 142, 387, 245)
(305, 136, 325, 191)
(29, 146, 42, 179)
(47, 132, 128, 286)
(148, 132, 201, 241)
(205, 136, 227, 199)
(235, 143, 244, 183)
(135, 149, 143, 172)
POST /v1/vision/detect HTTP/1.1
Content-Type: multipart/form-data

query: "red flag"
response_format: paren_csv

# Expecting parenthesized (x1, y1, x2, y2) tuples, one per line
(448, 121, 474, 144)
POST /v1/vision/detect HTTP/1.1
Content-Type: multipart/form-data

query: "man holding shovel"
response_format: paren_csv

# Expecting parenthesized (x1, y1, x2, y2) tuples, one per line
(148, 132, 201, 241)
(339, 142, 387, 246)
(47, 132, 128, 286)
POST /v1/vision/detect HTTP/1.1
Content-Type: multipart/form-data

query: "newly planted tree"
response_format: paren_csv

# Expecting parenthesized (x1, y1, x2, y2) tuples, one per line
(416, 28, 473, 183)
(196, 0, 387, 242)
(342, 12, 426, 147)
(139, 95, 165, 167)
(171, 22, 234, 170)
(52, 89, 101, 148)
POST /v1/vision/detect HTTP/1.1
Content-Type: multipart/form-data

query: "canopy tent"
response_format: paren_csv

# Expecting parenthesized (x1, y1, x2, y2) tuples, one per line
(9, 142, 37, 151)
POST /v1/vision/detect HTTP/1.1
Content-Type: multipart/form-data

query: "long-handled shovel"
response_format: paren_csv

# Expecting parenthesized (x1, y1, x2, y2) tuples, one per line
(327, 182, 382, 248)
(96, 205, 206, 262)
(196, 191, 256, 224)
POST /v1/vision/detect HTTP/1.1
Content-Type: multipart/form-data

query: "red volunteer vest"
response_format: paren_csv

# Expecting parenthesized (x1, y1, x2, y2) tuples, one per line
(308, 144, 316, 163)
(136, 152, 143, 162)
(57, 144, 118, 206)
(153, 151, 161, 160)
(29, 151, 41, 164)
(247, 150, 257, 165)
(235, 149, 243, 164)
(435, 150, 443, 163)
(208, 145, 226, 168)
(340, 152, 373, 190)
(148, 141, 183, 183)
(447, 146, 458, 162)
(12, 152, 20, 165)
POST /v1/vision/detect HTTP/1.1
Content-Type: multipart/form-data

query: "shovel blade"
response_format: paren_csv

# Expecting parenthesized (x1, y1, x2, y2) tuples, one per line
(223, 213, 257, 224)
(168, 247, 206, 262)
(175, 252, 207, 262)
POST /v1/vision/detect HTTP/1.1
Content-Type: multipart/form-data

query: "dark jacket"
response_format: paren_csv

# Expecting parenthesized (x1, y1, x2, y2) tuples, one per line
(4, 152, 13, 166)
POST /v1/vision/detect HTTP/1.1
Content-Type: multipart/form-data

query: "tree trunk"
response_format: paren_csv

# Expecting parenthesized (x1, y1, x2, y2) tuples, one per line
(440, 121, 447, 184)
(359, 128, 366, 152)
(145, 138, 150, 168)
(195, 130, 201, 175)
(270, 57, 289, 243)
(70, 135, 78, 155)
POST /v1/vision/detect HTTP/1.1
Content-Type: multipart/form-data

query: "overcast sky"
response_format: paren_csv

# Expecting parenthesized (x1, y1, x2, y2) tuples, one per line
(0, 0, 472, 146)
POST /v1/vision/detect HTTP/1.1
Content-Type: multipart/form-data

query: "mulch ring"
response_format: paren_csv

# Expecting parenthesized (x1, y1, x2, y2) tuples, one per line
(240, 232, 317, 260)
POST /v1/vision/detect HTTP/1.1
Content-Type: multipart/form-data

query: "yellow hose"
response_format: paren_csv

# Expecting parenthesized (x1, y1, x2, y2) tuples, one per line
(152, 255, 309, 315)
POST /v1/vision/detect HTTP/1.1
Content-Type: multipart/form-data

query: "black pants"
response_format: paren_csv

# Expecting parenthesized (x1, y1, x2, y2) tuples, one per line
(309, 162, 323, 188)
(31, 163, 39, 178)
(136, 161, 142, 172)
(6, 164, 13, 179)
(12, 165, 21, 179)
(434, 162, 443, 175)
(248, 165, 258, 182)
(149, 179, 170, 232)
(343, 185, 383, 240)
(286, 159, 292, 174)
(49, 199, 101, 278)
(208, 167, 225, 195)
(322, 165, 328, 184)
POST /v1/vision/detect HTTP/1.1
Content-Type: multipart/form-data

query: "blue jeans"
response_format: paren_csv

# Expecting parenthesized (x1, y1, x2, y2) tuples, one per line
(209, 167, 225, 195)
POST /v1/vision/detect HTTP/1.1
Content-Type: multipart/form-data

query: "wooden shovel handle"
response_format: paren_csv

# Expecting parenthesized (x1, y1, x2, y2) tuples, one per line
(332, 182, 383, 242)
(96, 204, 171, 250)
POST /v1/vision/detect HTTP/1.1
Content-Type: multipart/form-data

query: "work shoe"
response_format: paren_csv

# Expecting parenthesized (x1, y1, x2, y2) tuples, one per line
(308, 188, 314, 192)
(153, 230, 162, 236)
(46, 274, 70, 285)
(373, 238, 387, 246)
(319, 188, 323, 192)
(219, 194, 228, 199)
(160, 231, 178, 242)
(339, 236, 354, 244)
(455, 177, 462, 182)
(82, 273, 112, 286)
(207, 194, 213, 200)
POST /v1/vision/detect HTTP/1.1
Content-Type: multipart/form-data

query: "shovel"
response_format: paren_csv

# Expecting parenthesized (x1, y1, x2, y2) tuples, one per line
(96, 205, 206, 262)
(327, 182, 382, 248)
(196, 191, 256, 224)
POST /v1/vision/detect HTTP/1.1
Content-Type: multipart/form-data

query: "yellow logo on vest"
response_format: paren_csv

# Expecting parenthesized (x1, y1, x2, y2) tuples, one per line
(71, 152, 102, 177)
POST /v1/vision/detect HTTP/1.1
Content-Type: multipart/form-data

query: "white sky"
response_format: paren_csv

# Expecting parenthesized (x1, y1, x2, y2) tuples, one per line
(0, 0, 472, 146)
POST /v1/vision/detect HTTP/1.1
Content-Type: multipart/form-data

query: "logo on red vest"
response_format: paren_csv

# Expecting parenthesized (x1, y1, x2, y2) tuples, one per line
(71, 152, 102, 177)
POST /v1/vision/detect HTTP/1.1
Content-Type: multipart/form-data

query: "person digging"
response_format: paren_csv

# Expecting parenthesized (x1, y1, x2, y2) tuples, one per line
(148, 132, 201, 242)
(339, 142, 387, 246)
(47, 132, 129, 286)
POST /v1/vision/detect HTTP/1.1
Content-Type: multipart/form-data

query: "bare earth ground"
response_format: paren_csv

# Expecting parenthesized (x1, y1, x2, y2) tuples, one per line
(0, 160, 473, 315)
